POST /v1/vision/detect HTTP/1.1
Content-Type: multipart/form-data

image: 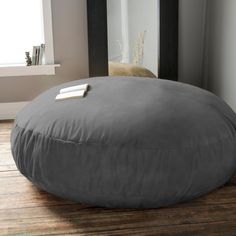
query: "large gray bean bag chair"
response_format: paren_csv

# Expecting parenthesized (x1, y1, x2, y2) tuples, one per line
(11, 77, 236, 208)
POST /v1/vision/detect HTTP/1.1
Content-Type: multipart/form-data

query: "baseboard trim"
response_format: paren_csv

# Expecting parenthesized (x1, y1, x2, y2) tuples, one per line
(0, 102, 29, 120)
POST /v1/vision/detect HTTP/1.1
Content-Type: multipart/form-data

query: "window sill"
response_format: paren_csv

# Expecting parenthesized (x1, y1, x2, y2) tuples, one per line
(0, 64, 60, 77)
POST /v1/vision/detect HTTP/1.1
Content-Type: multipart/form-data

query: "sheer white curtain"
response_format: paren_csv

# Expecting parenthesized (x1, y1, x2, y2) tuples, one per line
(0, 0, 44, 65)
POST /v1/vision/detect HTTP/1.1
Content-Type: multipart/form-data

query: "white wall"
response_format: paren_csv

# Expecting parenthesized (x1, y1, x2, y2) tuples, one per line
(204, 0, 236, 111)
(178, 0, 207, 87)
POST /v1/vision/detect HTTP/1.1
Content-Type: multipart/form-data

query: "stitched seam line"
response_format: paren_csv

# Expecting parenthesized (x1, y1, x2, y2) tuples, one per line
(14, 123, 236, 151)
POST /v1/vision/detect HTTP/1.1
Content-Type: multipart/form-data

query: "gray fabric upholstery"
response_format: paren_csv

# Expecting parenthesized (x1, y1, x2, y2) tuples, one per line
(11, 77, 236, 208)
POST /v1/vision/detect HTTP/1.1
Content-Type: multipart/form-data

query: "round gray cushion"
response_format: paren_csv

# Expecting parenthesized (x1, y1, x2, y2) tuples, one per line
(11, 77, 236, 208)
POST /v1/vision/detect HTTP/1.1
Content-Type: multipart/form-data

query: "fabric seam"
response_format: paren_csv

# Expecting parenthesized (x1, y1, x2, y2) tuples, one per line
(14, 123, 236, 151)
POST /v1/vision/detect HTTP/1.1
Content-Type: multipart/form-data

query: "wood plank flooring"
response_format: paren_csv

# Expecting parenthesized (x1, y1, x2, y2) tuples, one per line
(1, 121, 236, 235)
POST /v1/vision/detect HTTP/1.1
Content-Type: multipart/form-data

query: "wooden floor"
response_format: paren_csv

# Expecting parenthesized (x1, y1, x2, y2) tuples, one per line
(1, 121, 236, 236)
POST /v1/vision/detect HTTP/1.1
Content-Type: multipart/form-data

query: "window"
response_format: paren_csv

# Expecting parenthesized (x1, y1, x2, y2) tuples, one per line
(0, 0, 59, 77)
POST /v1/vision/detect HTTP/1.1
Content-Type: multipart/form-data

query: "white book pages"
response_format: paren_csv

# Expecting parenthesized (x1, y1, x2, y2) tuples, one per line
(55, 90, 86, 101)
(60, 84, 89, 94)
